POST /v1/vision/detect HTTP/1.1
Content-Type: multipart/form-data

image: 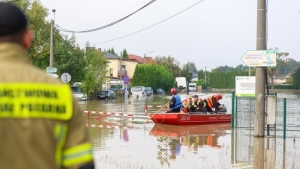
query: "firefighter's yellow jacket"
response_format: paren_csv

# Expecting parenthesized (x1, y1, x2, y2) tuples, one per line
(0, 43, 93, 169)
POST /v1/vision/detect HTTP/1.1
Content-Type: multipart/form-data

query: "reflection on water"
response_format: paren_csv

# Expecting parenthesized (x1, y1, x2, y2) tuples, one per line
(81, 92, 300, 169)
(151, 124, 231, 168)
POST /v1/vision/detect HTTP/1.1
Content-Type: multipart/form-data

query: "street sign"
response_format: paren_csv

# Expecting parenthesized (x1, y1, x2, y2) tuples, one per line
(47, 73, 59, 78)
(61, 73, 71, 83)
(123, 75, 129, 85)
(235, 76, 255, 97)
(46, 67, 57, 73)
(241, 50, 277, 67)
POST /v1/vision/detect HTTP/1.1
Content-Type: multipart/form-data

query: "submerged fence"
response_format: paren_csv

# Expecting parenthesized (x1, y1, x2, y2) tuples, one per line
(231, 92, 300, 138)
(231, 92, 300, 168)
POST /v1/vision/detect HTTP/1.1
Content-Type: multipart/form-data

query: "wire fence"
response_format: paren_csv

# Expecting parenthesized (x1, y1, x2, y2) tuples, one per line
(231, 94, 300, 168)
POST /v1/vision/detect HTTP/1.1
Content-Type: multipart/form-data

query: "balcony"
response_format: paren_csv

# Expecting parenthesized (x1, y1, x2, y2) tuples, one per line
(118, 70, 127, 77)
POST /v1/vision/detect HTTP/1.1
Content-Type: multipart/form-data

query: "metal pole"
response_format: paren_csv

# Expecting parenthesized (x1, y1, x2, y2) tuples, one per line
(50, 20, 54, 67)
(283, 98, 286, 139)
(204, 66, 206, 89)
(249, 67, 250, 76)
(254, 0, 267, 137)
(231, 92, 235, 128)
(120, 52, 123, 81)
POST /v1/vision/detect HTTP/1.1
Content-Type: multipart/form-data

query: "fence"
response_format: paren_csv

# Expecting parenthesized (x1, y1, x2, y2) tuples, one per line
(231, 92, 300, 168)
(82, 104, 166, 123)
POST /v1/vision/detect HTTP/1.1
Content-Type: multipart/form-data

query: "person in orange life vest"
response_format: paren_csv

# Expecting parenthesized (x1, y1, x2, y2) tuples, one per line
(166, 88, 182, 113)
(204, 93, 223, 113)
(180, 95, 192, 113)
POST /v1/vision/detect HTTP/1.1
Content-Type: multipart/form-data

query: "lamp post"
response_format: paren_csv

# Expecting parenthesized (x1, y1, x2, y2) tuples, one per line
(144, 51, 153, 64)
(50, 9, 56, 68)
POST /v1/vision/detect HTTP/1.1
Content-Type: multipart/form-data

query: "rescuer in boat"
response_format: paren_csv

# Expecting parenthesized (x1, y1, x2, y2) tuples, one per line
(203, 93, 223, 114)
(189, 95, 204, 112)
(166, 88, 182, 113)
(0, 2, 94, 169)
(180, 95, 192, 113)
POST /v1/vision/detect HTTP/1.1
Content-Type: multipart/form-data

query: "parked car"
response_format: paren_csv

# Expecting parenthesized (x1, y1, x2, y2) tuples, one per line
(131, 86, 146, 98)
(155, 88, 165, 95)
(188, 83, 197, 92)
(97, 90, 116, 99)
(71, 86, 87, 101)
(145, 87, 153, 96)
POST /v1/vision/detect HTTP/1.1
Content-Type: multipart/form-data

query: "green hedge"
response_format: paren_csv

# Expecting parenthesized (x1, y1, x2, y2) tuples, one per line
(268, 85, 295, 89)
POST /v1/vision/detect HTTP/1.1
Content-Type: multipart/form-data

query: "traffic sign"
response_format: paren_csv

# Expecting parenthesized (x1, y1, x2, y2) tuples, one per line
(123, 75, 129, 85)
(241, 50, 277, 67)
(46, 67, 57, 73)
(61, 73, 71, 83)
(47, 73, 59, 78)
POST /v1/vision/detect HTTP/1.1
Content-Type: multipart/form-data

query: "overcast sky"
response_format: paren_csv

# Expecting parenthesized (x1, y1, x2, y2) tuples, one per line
(40, 0, 300, 71)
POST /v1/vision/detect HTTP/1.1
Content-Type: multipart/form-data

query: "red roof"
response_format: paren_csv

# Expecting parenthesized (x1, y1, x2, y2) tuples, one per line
(129, 54, 156, 64)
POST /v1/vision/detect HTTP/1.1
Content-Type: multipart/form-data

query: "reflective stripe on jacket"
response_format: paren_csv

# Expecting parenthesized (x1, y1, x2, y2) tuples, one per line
(206, 95, 219, 109)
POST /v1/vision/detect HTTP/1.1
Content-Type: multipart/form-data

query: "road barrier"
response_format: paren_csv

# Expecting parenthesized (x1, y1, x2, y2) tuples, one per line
(144, 104, 166, 115)
(82, 104, 166, 122)
(86, 123, 134, 129)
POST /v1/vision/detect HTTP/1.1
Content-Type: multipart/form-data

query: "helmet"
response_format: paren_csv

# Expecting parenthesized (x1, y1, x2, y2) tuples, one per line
(217, 93, 222, 100)
(170, 88, 177, 94)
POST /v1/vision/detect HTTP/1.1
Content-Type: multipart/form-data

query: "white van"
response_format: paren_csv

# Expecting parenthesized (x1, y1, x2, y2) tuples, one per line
(131, 86, 146, 99)
(175, 77, 187, 92)
(188, 83, 197, 92)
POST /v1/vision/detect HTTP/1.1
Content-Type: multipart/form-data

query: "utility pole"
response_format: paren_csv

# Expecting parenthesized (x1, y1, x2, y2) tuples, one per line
(49, 20, 54, 67)
(49, 9, 56, 68)
(204, 66, 206, 88)
(254, 0, 266, 137)
(120, 52, 123, 81)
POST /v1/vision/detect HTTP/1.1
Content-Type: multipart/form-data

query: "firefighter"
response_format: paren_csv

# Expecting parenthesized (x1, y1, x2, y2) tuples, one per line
(181, 95, 192, 113)
(204, 93, 223, 113)
(0, 2, 94, 169)
(166, 88, 182, 113)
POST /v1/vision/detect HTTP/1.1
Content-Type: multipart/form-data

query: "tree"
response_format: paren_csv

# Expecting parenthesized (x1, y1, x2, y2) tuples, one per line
(267, 48, 289, 89)
(181, 65, 192, 84)
(19, 0, 52, 68)
(54, 34, 86, 82)
(108, 48, 116, 55)
(80, 47, 108, 98)
(182, 62, 198, 74)
(292, 67, 300, 89)
(154, 55, 181, 78)
(122, 49, 129, 60)
(131, 64, 174, 91)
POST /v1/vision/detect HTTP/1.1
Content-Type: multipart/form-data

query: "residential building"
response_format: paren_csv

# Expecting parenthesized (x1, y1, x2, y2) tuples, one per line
(102, 51, 139, 89)
(129, 54, 156, 64)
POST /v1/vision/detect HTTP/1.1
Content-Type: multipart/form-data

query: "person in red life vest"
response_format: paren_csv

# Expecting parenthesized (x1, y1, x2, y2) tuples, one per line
(180, 95, 192, 113)
(166, 88, 183, 113)
(204, 93, 223, 113)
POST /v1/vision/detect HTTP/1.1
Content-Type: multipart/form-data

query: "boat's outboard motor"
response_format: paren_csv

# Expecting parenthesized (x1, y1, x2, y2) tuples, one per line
(218, 104, 227, 113)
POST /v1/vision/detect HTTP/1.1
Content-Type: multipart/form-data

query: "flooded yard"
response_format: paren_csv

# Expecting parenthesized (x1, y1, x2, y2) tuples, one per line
(78, 92, 300, 169)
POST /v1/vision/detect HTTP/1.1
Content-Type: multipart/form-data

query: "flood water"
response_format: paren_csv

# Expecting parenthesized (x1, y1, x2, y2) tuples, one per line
(78, 92, 300, 169)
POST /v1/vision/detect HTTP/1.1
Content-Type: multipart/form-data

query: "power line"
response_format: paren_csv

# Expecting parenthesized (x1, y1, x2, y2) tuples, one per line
(80, 0, 205, 45)
(55, 0, 156, 33)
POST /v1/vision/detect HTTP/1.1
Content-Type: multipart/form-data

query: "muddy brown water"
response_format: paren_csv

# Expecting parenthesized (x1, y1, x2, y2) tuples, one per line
(78, 92, 300, 169)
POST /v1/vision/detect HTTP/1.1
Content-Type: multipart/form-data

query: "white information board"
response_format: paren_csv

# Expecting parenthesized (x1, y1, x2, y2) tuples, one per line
(235, 76, 255, 97)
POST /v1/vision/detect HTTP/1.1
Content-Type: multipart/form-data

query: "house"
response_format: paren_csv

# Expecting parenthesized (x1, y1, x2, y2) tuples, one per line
(102, 51, 139, 89)
(129, 54, 156, 64)
(268, 75, 289, 85)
